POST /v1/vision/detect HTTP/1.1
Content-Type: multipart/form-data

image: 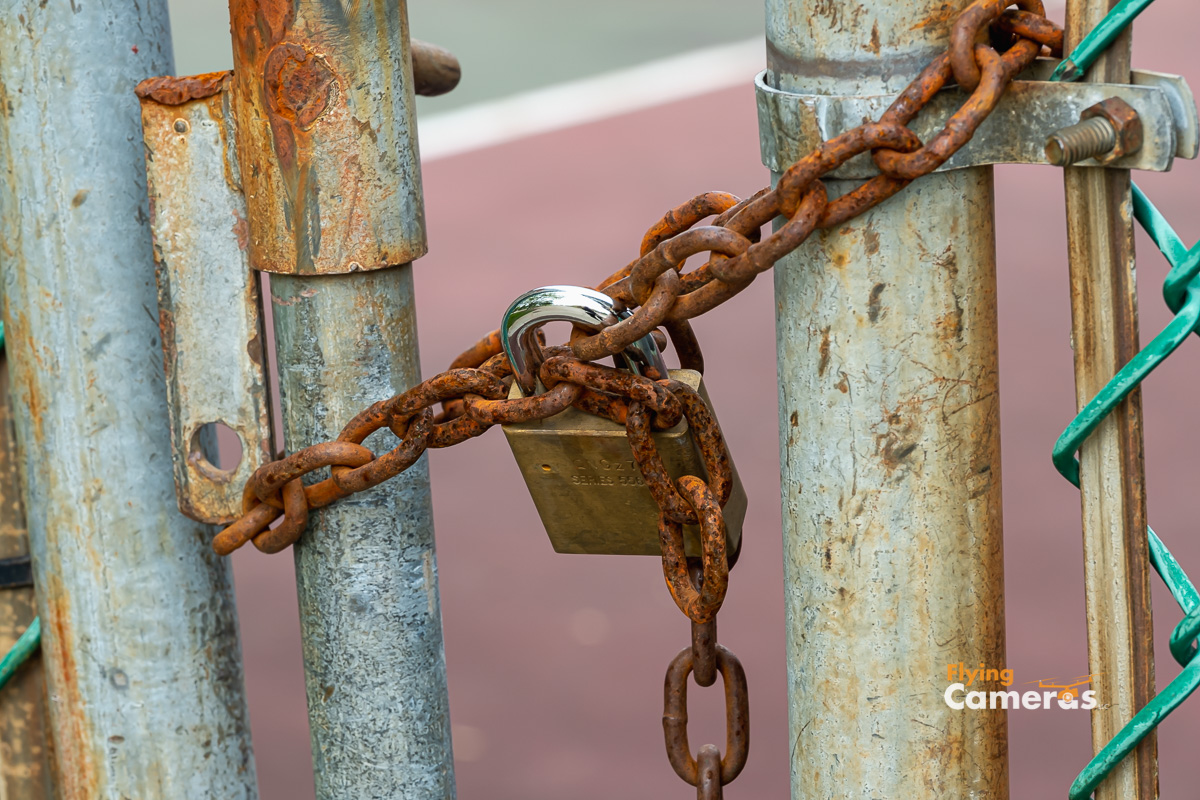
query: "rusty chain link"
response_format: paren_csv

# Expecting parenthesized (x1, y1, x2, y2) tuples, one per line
(664, 631, 751, 797)
(209, 2, 1062, 794)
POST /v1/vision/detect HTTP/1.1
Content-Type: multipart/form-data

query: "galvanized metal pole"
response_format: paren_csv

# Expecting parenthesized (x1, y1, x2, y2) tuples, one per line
(0, 344, 53, 798)
(0, 3, 257, 798)
(225, 2, 455, 797)
(767, 1, 1008, 797)
(271, 273, 454, 798)
(1061, 0, 1157, 796)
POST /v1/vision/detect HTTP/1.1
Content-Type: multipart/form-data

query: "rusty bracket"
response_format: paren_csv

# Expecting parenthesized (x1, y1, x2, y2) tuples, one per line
(135, 25, 460, 522)
(758, 59, 1198, 178)
(137, 74, 275, 524)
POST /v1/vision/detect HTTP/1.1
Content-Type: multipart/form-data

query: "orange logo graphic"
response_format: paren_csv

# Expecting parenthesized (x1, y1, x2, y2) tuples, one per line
(1026, 673, 1101, 704)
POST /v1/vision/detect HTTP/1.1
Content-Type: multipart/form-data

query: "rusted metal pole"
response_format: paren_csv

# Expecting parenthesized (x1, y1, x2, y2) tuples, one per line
(766, 0, 1008, 796)
(226, 2, 455, 797)
(0, 3, 256, 797)
(1061, 0, 1157, 797)
(0, 342, 53, 798)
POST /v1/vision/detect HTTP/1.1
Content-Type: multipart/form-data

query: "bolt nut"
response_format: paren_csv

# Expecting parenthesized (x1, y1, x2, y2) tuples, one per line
(1081, 97, 1143, 164)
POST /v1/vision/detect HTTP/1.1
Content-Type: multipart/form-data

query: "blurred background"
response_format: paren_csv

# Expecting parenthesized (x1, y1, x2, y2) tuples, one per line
(165, 1, 1200, 797)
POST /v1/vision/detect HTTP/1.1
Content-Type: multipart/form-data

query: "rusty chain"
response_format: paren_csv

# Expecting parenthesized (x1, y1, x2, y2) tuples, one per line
(210, 1, 1062, 794)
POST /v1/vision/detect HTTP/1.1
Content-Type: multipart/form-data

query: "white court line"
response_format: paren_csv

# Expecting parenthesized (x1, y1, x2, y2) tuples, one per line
(417, 37, 763, 162)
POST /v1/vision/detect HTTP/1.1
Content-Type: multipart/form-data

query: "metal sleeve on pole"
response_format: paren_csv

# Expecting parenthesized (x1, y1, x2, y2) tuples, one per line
(0, 3, 257, 797)
(227, 0, 428, 275)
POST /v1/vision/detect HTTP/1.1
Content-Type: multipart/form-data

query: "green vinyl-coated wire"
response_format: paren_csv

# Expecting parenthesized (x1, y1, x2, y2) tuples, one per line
(1051, 183, 1200, 799)
(0, 616, 39, 692)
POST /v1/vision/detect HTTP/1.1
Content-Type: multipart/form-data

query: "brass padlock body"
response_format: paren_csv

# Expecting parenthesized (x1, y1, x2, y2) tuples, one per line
(502, 369, 746, 556)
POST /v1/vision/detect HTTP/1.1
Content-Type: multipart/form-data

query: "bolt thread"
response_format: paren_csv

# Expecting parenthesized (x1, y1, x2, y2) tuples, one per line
(1045, 117, 1118, 166)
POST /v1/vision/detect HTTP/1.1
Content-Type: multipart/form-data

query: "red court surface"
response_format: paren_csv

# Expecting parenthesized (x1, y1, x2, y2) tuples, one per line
(230, 14, 1200, 798)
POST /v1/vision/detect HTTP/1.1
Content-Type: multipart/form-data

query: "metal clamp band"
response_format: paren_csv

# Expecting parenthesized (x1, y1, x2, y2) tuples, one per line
(757, 61, 1198, 178)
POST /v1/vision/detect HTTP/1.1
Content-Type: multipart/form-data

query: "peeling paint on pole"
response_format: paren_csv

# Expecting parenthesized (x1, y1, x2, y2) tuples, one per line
(766, 0, 1008, 796)
(0, 3, 256, 797)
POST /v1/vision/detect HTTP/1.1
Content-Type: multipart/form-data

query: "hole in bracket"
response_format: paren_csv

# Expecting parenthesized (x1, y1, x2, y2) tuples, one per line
(188, 421, 244, 481)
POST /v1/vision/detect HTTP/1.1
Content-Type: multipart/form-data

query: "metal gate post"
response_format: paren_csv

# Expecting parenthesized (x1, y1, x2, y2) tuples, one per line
(766, 0, 1008, 796)
(1061, 0, 1157, 796)
(224, 2, 455, 797)
(0, 3, 257, 798)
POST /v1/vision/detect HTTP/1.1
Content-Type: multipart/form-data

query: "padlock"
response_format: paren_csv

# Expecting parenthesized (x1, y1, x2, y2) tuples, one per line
(499, 285, 746, 556)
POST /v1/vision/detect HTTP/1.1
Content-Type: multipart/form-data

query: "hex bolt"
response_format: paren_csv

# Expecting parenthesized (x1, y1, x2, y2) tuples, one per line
(1045, 117, 1118, 165)
(1045, 96, 1143, 166)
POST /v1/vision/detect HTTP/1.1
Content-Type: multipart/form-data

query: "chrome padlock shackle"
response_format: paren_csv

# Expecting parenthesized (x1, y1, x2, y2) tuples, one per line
(501, 285, 669, 396)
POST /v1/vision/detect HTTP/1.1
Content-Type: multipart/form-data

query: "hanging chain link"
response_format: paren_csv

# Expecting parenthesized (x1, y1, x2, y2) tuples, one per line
(209, 1, 1062, 794)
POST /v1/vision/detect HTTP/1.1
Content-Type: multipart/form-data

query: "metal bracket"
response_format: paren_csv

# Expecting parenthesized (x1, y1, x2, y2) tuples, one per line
(757, 59, 1199, 178)
(137, 74, 275, 524)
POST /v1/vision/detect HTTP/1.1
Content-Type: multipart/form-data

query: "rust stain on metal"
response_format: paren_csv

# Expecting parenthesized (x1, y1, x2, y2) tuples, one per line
(232, 210, 249, 251)
(936, 307, 964, 340)
(817, 327, 831, 376)
(246, 331, 264, 367)
(258, 41, 330, 271)
(157, 307, 177, 380)
(41, 579, 95, 797)
(867, 282, 887, 323)
(266, 45, 336, 131)
(863, 224, 880, 255)
(863, 21, 882, 55)
(8, 312, 45, 443)
(229, 0, 294, 46)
